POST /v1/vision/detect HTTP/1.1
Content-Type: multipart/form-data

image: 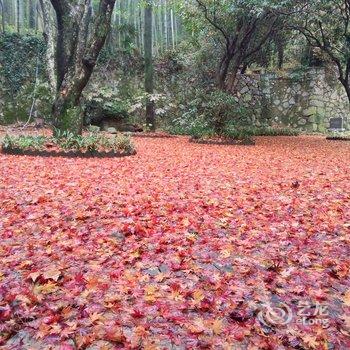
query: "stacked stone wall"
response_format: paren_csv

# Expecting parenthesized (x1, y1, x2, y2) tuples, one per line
(232, 67, 349, 131)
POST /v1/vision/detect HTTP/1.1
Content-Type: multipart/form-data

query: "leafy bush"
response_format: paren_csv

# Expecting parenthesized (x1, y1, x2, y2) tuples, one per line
(2, 135, 46, 150)
(165, 89, 252, 136)
(113, 133, 135, 154)
(128, 92, 174, 130)
(164, 90, 206, 135)
(247, 126, 300, 136)
(186, 121, 300, 140)
(223, 124, 255, 141)
(203, 90, 248, 133)
(188, 118, 215, 139)
(2, 129, 135, 154)
(53, 129, 135, 153)
(54, 130, 86, 151)
(84, 87, 130, 125)
(222, 124, 300, 139)
(327, 130, 350, 138)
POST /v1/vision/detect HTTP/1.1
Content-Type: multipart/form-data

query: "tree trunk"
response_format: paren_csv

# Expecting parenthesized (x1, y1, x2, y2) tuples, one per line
(339, 77, 350, 105)
(52, 82, 85, 135)
(144, 0, 155, 131)
(276, 37, 284, 69)
(50, 0, 116, 135)
(16, 0, 20, 33)
(217, 53, 231, 90)
(29, 0, 36, 29)
(0, 0, 5, 32)
(227, 64, 240, 92)
(39, 0, 56, 95)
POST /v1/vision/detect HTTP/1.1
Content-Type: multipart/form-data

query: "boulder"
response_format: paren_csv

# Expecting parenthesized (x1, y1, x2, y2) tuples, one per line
(102, 119, 143, 133)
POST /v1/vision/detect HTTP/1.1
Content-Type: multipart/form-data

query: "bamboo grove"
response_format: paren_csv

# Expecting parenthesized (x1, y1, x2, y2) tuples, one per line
(0, 0, 183, 55)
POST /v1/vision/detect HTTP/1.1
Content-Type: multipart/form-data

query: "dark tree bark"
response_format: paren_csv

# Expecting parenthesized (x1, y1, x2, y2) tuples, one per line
(29, 0, 36, 29)
(296, 16, 350, 105)
(16, 0, 20, 33)
(49, 0, 116, 134)
(195, 0, 281, 91)
(275, 36, 285, 69)
(144, 0, 155, 131)
(217, 54, 231, 90)
(0, 0, 5, 33)
(223, 16, 278, 91)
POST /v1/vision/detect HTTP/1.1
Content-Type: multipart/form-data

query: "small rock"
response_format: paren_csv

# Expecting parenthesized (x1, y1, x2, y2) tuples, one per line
(107, 127, 118, 134)
(111, 231, 125, 241)
(145, 267, 160, 276)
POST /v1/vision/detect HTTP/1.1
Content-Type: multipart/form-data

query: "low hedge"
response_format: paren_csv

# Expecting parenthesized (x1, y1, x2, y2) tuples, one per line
(1, 129, 136, 157)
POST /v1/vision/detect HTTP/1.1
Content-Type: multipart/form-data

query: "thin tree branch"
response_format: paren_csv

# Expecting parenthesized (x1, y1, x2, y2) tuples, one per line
(195, 0, 230, 43)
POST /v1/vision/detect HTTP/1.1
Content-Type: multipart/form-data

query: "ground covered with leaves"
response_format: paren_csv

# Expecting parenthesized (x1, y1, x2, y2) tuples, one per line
(0, 136, 349, 349)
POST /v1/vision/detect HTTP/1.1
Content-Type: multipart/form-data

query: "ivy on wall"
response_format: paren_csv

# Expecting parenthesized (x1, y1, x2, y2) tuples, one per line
(0, 33, 47, 123)
(0, 33, 46, 94)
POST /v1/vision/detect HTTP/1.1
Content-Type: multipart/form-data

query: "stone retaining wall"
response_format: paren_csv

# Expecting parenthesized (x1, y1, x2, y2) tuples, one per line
(232, 67, 349, 131)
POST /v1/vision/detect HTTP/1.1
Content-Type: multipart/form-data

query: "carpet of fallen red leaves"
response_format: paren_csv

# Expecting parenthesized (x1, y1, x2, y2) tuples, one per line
(0, 136, 349, 350)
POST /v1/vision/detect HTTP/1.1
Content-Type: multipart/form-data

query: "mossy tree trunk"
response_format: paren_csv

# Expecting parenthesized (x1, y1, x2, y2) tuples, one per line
(29, 0, 36, 29)
(39, 0, 56, 95)
(144, 0, 155, 131)
(50, 0, 116, 135)
(0, 0, 5, 33)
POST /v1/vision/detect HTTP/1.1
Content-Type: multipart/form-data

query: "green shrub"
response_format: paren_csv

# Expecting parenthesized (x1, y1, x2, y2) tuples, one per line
(113, 133, 135, 153)
(2, 129, 135, 154)
(165, 89, 252, 136)
(327, 130, 350, 139)
(54, 130, 85, 151)
(52, 129, 135, 153)
(223, 124, 255, 140)
(249, 126, 300, 136)
(84, 87, 130, 125)
(2, 134, 46, 150)
(203, 90, 248, 133)
(188, 118, 215, 139)
(223, 124, 300, 138)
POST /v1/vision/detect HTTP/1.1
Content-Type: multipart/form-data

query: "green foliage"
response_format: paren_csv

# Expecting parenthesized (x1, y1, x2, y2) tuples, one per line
(53, 129, 86, 151)
(166, 89, 251, 135)
(35, 82, 54, 119)
(187, 122, 300, 140)
(250, 126, 300, 136)
(299, 1, 350, 64)
(0, 33, 48, 124)
(1, 84, 34, 123)
(203, 91, 250, 133)
(327, 130, 350, 140)
(0, 33, 45, 95)
(53, 128, 135, 153)
(84, 87, 130, 125)
(2, 129, 135, 154)
(129, 92, 171, 124)
(2, 134, 46, 150)
(1, 80, 54, 124)
(188, 118, 215, 139)
(229, 125, 300, 137)
(113, 133, 136, 154)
